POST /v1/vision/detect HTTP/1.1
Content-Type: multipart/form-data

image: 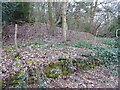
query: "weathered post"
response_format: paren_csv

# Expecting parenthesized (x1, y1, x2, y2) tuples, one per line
(15, 24, 18, 52)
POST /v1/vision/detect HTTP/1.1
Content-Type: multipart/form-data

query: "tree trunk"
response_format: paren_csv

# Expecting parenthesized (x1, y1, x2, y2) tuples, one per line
(48, 2, 54, 36)
(89, 0, 98, 35)
(29, 3, 33, 22)
(34, 2, 40, 22)
(62, 1, 67, 42)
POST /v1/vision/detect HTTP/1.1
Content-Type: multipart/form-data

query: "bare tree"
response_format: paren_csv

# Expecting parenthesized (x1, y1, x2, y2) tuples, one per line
(89, 0, 98, 34)
(48, 2, 54, 36)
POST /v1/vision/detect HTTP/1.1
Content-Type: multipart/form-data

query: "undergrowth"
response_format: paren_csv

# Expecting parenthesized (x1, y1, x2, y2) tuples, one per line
(64, 40, 93, 49)
(64, 39, 119, 71)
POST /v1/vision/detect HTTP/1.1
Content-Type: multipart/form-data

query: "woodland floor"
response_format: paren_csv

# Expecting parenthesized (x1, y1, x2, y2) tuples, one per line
(1, 22, 118, 88)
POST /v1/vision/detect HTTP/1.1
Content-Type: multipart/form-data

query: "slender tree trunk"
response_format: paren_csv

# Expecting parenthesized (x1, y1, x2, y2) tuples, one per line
(62, 1, 67, 42)
(15, 24, 18, 52)
(48, 2, 54, 36)
(34, 2, 40, 22)
(29, 3, 33, 21)
(54, 2, 62, 26)
(90, 0, 98, 35)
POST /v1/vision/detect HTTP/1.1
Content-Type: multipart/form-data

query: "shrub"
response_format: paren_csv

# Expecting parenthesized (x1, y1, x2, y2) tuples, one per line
(108, 23, 119, 37)
(28, 18, 35, 23)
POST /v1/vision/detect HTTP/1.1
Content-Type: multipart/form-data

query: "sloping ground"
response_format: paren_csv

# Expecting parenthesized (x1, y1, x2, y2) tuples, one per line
(28, 66, 118, 88)
(45, 66, 118, 88)
(1, 42, 118, 88)
(2, 22, 95, 45)
(1, 22, 118, 88)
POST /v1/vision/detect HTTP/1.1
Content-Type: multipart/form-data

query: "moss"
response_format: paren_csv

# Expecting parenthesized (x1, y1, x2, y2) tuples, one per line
(49, 61, 54, 66)
(90, 64, 96, 68)
(58, 56, 69, 61)
(44, 60, 72, 79)
(4, 50, 11, 53)
(44, 56, 101, 79)
(17, 44, 21, 48)
(27, 60, 41, 64)
(47, 74, 59, 79)
(15, 63, 20, 67)
(83, 65, 92, 70)
(12, 47, 16, 50)
(10, 72, 15, 75)
(74, 58, 100, 71)
(11, 52, 21, 61)
(27, 68, 40, 84)
(44, 66, 58, 79)
(62, 70, 71, 75)
(28, 69, 34, 77)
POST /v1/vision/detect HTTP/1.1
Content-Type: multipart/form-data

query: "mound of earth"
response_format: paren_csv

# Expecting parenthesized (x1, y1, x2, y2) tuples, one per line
(2, 22, 95, 45)
(1, 22, 118, 88)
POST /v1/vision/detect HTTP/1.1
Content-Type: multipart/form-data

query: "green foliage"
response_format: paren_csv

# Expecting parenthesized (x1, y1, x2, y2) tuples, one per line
(64, 39, 118, 70)
(14, 2, 30, 22)
(17, 44, 21, 48)
(2, 2, 19, 23)
(108, 23, 119, 37)
(81, 22, 90, 32)
(108, 23, 119, 32)
(15, 63, 20, 67)
(52, 43, 64, 47)
(3, 59, 26, 88)
(2, 2, 30, 24)
(28, 18, 35, 23)
(15, 71, 26, 88)
(58, 56, 69, 61)
(27, 60, 40, 64)
(65, 40, 93, 49)
(44, 56, 100, 79)
(38, 76, 48, 88)
(14, 56, 21, 61)
(3, 71, 22, 88)
(37, 34, 43, 38)
(93, 38, 119, 70)
(44, 60, 72, 79)
(4, 50, 11, 53)
(95, 46, 118, 69)
(27, 40, 47, 45)
(12, 47, 16, 50)
(99, 38, 117, 47)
